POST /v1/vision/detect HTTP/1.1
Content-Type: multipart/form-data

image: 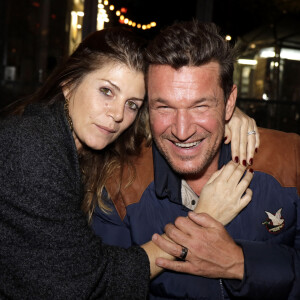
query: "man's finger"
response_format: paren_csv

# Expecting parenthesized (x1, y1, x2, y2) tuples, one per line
(151, 233, 183, 258)
(156, 257, 191, 272)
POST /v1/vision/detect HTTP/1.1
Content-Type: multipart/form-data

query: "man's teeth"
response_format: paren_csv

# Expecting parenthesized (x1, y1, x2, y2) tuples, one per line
(175, 141, 200, 148)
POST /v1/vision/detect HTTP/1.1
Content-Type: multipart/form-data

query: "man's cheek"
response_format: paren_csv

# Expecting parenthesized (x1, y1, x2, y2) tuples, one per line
(196, 111, 223, 132)
(150, 115, 172, 134)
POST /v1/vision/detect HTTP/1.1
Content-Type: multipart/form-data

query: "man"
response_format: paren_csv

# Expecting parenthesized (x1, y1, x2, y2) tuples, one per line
(92, 21, 300, 299)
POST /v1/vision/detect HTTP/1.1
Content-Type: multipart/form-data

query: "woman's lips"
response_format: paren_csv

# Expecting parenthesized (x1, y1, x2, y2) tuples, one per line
(95, 124, 117, 134)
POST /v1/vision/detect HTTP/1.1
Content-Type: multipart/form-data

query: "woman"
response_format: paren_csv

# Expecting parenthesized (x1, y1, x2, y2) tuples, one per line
(0, 27, 256, 299)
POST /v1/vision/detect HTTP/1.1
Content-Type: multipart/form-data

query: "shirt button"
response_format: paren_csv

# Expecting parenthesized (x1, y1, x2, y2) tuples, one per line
(191, 200, 196, 205)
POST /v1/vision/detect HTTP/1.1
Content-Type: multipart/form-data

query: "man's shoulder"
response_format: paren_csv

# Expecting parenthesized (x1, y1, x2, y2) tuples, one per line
(252, 128, 300, 195)
(258, 127, 300, 145)
(105, 142, 154, 220)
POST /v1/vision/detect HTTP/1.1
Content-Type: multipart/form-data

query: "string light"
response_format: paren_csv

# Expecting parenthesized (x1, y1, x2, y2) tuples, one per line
(97, 0, 109, 30)
(96, 0, 157, 30)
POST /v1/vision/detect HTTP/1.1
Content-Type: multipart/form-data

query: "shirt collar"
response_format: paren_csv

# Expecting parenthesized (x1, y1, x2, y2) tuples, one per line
(153, 142, 232, 203)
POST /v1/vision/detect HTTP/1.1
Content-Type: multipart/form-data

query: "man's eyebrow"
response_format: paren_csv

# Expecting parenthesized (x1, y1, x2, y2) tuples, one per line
(151, 97, 217, 104)
(194, 97, 218, 104)
(152, 98, 168, 104)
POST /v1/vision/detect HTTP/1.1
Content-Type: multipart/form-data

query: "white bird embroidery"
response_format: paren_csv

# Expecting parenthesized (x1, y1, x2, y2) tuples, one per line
(265, 208, 284, 226)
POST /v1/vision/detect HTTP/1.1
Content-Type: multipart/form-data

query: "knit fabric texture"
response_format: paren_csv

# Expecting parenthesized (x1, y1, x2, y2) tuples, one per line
(0, 102, 150, 299)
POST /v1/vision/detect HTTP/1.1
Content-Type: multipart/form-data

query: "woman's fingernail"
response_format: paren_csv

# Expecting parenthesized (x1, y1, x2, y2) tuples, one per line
(249, 158, 253, 165)
(249, 168, 254, 173)
(242, 160, 246, 166)
(235, 156, 239, 163)
(255, 148, 258, 153)
(224, 136, 227, 142)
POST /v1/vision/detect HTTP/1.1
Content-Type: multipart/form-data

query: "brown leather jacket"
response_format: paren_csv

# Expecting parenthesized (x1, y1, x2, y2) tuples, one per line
(106, 128, 300, 220)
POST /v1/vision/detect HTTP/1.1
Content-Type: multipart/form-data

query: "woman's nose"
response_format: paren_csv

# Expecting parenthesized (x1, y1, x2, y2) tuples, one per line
(106, 101, 124, 122)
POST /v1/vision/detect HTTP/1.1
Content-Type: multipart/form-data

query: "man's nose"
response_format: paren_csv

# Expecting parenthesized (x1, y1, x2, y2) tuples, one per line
(171, 109, 196, 141)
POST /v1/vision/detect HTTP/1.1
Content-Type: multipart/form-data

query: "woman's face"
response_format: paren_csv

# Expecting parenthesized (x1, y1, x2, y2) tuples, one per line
(64, 62, 145, 150)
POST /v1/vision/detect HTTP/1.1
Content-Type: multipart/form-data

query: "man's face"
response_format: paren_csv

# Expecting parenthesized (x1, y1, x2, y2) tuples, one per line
(148, 62, 236, 177)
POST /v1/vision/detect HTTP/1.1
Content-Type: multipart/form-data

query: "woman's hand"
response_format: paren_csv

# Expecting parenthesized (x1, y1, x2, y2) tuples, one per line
(194, 161, 253, 225)
(225, 107, 260, 166)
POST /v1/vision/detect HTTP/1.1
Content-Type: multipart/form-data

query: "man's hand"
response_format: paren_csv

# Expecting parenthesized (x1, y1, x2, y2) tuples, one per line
(225, 107, 260, 166)
(152, 212, 244, 280)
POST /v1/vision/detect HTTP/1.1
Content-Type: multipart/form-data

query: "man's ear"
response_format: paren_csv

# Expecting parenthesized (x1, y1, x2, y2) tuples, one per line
(225, 85, 237, 121)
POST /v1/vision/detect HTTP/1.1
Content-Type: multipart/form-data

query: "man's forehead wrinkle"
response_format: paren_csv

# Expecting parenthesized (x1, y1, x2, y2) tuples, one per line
(170, 79, 202, 96)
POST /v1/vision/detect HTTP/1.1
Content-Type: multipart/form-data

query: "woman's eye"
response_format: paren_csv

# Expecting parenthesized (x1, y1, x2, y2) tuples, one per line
(127, 100, 139, 111)
(100, 87, 113, 96)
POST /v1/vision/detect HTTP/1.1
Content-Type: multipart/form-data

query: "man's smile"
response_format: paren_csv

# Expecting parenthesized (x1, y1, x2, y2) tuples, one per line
(174, 140, 202, 149)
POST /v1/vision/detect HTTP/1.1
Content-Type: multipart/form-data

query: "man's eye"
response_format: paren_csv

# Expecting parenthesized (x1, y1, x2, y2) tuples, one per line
(195, 104, 209, 110)
(100, 87, 112, 96)
(127, 100, 139, 111)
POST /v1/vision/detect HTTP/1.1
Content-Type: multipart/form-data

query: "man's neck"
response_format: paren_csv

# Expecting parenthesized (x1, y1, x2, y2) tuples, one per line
(184, 155, 220, 196)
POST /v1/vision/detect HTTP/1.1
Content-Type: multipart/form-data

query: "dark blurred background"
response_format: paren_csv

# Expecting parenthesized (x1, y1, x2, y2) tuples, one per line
(1, 0, 300, 133)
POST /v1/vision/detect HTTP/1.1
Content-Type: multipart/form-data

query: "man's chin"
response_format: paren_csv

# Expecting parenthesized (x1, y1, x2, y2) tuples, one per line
(169, 160, 206, 176)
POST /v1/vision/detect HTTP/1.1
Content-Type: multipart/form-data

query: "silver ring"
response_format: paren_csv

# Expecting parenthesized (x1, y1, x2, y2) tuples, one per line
(179, 246, 188, 260)
(247, 130, 256, 136)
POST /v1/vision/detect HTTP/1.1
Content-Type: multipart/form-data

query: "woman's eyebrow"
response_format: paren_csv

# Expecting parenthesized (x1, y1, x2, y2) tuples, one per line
(130, 97, 144, 102)
(101, 79, 121, 92)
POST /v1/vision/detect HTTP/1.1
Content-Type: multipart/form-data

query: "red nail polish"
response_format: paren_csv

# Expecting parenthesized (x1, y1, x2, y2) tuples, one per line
(242, 160, 246, 166)
(255, 148, 258, 153)
(249, 168, 254, 173)
(249, 158, 253, 165)
(235, 156, 239, 163)
(224, 136, 227, 142)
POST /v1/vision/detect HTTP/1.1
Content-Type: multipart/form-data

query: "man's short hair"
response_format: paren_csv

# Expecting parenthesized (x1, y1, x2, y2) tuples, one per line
(146, 20, 237, 101)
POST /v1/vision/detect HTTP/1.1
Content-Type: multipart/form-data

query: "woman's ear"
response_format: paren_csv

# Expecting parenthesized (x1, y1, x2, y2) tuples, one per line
(225, 85, 237, 121)
(61, 84, 71, 100)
